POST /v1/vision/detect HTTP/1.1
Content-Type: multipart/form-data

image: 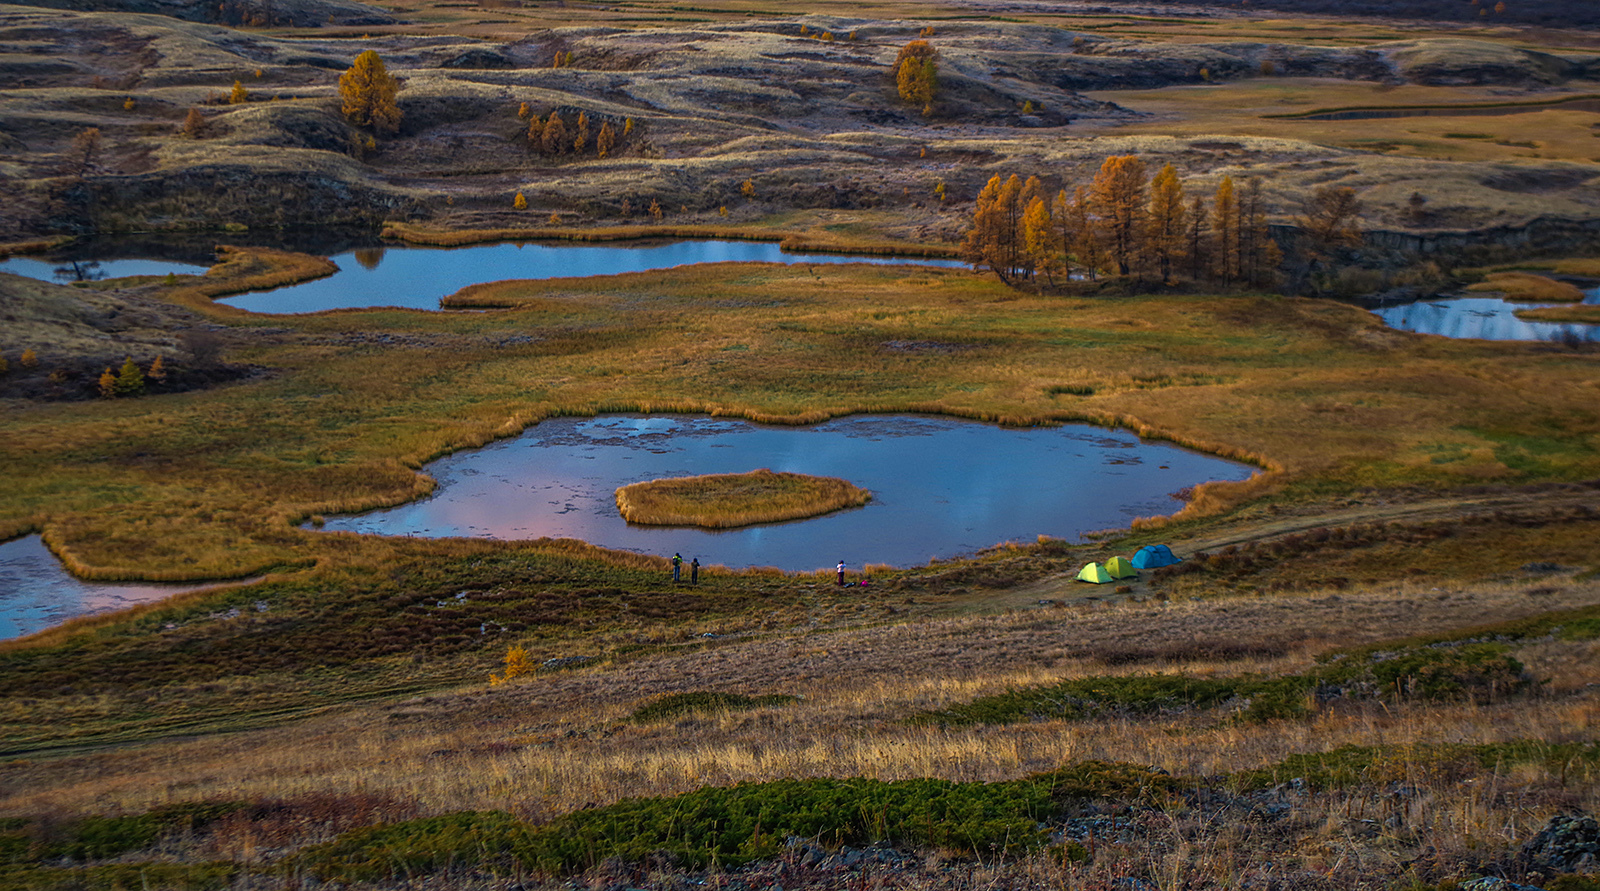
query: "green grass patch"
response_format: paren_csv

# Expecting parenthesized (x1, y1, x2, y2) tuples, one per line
(915, 639, 1533, 728)
(299, 760, 1181, 880)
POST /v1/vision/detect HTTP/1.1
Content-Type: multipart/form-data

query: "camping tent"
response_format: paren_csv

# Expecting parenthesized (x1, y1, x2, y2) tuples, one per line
(1104, 555, 1138, 579)
(1130, 544, 1181, 569)
(1077, 562, 1113, 584)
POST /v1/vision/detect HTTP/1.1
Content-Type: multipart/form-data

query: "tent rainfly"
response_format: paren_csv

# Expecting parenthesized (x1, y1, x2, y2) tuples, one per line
(1130, 544, 1181, 569)
(1077, 562, 1113, 584)
(1104, 556, 1138, 579)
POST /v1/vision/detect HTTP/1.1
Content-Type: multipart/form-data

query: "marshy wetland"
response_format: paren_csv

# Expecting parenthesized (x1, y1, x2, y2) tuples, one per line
(2, 0, 1600, 888)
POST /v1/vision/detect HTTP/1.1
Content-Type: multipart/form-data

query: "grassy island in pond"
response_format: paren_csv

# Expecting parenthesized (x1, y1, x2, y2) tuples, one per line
(615, 469, 871, 528)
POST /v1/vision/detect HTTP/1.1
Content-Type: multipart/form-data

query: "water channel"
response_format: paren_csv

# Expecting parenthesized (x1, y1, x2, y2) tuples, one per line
(318, 414, 1256, 572)
(3, 235, 1594, 340)
(0, 535, 244, 641)
(1369, 291, 1600, 342)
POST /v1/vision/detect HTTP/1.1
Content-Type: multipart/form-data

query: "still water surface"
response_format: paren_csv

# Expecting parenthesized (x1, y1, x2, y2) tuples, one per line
(1371, 288, 1600, 342)
(0, 535, 238, 641)
(215, 241, 966, 313)
(320, 414, 1255, 572)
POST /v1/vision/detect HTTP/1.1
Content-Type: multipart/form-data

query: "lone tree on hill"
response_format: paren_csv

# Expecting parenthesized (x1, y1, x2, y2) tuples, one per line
(894, 40, 939, 114)
(339, 50, 402, 135)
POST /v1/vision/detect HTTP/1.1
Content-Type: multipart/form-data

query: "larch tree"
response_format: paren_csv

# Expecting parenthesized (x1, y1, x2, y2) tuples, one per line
(541, 112, 568, 156)
(1238, 178, 1280, 287)
(1185, 194, 1210, 282)
(1145, 163, 1187, 282)
(1212, 175, 1240, 285)
(1298, 185, 1363, 284)
(526, 114, 544, 151)
(1067, 185, 1102, 281)
(960, 173, 1028, 284)
(893, 40, 938, 112)
(1021, 195, 1058, 288)
(338, 50, 402, 135)
(596, 120, 617, 158)
(573, 111, 590, 154)
(1089, 154, 1148, 277)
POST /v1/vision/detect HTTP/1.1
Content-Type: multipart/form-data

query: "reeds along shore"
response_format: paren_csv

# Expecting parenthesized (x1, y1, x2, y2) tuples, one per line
(378, 220, 960, 257)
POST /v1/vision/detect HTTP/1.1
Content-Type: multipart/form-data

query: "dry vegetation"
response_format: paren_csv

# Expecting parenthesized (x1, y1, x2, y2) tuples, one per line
(616, 469, 872, 528)
(3, 1, 1600, 888)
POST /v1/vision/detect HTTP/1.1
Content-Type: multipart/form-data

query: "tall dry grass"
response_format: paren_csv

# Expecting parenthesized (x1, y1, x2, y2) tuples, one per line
(379, 220, 959, 258)
(615, 469, 870, 528)
(1469, 272, 1586, 303)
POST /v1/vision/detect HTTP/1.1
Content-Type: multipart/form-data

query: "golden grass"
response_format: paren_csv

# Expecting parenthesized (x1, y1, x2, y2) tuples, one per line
(379, 220, 959, 258)
(6, 259, 1600, 581)
(5, 576, 1596, 823)
(616, 468, 871, 528)
(1553, 258, 1600, 276)
(1514, 304, 1600, 325)
(0, 235, 72, 257)
(1468, 271, 1587, 303)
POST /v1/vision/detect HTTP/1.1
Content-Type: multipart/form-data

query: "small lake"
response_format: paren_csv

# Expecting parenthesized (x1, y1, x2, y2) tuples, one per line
(1371, 286, 1600, 342)
(318, 414, 1255, 572)
(214, 241, 966, 314)
(0, 535, 240, 641)
(2, 238, 965, 314)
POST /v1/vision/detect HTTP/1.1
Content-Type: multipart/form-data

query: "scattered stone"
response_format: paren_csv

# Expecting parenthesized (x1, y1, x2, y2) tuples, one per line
(1521, 811, 1600, 874)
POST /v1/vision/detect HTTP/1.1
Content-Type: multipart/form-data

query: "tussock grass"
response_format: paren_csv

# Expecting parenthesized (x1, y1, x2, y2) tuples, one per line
(616, 469, 870, 528)
(1469, 271, 1586, 303)
(1516, 304, 1600, 325)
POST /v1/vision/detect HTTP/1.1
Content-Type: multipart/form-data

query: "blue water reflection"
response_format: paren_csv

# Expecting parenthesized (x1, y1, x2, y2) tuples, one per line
(319, 414, 1255, 572)
(0, 256, 210, 282)
(0, 535, 235, 640)
(1373, 287, 1600, 342)
(217, 241, 966, 313)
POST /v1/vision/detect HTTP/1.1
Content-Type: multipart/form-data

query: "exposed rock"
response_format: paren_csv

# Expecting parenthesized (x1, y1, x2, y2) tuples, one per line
(1520, 811, 1600, 874)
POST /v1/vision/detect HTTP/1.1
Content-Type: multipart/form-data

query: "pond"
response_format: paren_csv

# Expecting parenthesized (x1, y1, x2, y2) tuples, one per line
(318, 414, 1255, 572)
(0, 535, 245, 641)
(1, 237, 966, 314)
(1372, 287, 1600, 342)
(214, 240, 967, 314)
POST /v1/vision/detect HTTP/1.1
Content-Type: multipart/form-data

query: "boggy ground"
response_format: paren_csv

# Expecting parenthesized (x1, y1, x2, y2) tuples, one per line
(5, 1, 1600, 244)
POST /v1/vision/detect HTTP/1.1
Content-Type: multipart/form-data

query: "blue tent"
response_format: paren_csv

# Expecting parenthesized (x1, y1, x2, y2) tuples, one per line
(1130, 544, 1181, 569)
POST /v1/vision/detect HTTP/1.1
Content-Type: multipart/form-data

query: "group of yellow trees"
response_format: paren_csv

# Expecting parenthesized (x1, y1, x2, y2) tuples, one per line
(960, 156, 1285, 289)
(97, 356, 164, 398)
(520, 106, 632, 159)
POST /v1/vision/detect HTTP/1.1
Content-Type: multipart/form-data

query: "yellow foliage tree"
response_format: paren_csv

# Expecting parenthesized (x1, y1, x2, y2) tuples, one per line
(229, 80, 248, 104)
(489, 645, 535, 685)
(98, 367, 116, 398)
(894, 40, 938, 110)
(180, 107, 205, 138)
(596, 120, 617, 158)
(740, 178, 755, 199)
(146, 355, 166, 382)
(1145, 163, 1187, 282)
(513, 191, 527, 209)
(649, 198, 663, 221)
(541, 113, 568, 156)
(573, 111, 590, 154)
(1212, 175, 1240, 284)
(19, 349, 38, 369)
(1089, 154, 1148, 277)
(338, 50, 402, 135)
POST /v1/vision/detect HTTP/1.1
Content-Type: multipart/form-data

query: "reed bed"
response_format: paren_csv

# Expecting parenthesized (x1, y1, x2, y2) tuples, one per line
(378, 220, 959, 258)
(1516, 304, 1600, 325)
(1468, 271, 1586, 303)
(615, 469, 871, 528)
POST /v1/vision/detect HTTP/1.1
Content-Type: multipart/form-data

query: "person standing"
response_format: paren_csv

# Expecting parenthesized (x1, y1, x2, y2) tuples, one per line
(672, 552, 683, 583)
(837, 560, 846, 586)
(690, 557, 700, 585)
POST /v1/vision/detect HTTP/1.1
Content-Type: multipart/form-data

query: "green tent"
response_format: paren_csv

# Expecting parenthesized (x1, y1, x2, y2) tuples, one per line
(1077, 562, 1113, 584)
(1104, 556, 1138, 579)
